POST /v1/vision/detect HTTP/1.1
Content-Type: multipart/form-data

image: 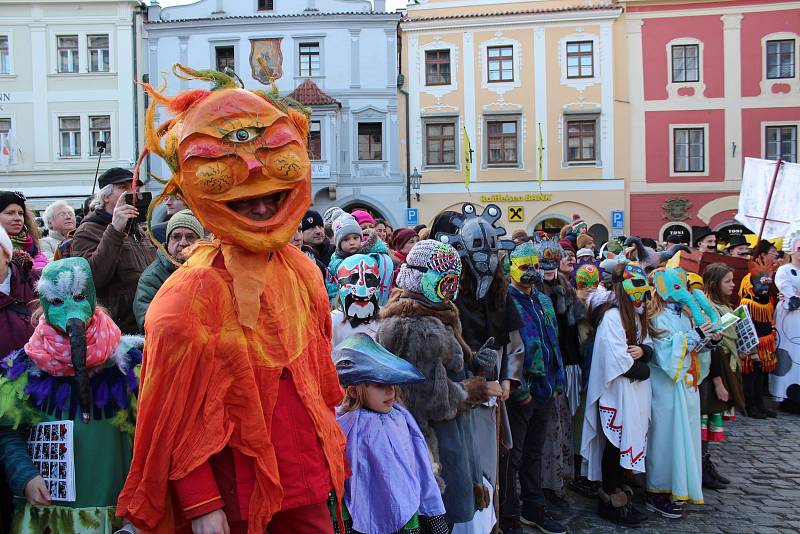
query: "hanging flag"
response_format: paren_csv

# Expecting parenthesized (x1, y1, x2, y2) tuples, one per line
(537, 122, 544, 191)
(0, 127, 12, 171)
(462, 126, 471, 191)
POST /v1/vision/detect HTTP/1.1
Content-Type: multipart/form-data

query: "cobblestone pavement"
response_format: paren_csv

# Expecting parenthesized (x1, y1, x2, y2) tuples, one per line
(523, 399, 800, 534)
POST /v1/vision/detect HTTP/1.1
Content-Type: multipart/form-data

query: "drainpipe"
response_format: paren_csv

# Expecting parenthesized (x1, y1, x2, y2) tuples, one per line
(397, 21, 411, 210)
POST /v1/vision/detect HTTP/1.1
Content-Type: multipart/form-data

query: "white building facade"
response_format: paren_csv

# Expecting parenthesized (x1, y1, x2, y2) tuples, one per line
(0, 0, 145, 211)
(144, 0, 405, 226)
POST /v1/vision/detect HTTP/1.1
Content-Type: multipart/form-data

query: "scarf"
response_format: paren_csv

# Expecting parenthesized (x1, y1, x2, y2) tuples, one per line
(24, 309, 121, 376)
(10, 230, 34, 255)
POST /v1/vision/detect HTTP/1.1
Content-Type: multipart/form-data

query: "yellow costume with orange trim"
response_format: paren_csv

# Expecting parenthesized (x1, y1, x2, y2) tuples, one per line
(116, 66, 346, 534)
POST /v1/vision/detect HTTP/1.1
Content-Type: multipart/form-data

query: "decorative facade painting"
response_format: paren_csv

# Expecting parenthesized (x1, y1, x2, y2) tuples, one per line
(250, 38, 283, 84)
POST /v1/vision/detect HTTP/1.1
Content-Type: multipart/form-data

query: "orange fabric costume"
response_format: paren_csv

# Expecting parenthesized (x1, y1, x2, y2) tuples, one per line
(116, 66, 347, 533)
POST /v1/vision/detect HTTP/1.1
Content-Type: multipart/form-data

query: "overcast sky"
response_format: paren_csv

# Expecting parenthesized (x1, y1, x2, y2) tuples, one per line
(157, 0, 408, 11)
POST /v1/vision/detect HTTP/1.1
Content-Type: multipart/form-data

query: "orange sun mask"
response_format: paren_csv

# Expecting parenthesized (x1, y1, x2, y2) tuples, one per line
(140, 65, 311, 254)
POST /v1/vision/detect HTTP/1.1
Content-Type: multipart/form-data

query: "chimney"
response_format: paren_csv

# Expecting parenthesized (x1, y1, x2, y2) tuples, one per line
(147, 0, 162, 21)
(374, 0, 386, 12)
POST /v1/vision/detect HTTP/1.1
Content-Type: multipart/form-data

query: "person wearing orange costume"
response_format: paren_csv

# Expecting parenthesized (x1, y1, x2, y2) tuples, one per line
(116, 66, 346, 534)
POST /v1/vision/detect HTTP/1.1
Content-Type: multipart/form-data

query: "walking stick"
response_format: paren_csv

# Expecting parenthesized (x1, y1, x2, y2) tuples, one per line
(756, 157, 784, 243)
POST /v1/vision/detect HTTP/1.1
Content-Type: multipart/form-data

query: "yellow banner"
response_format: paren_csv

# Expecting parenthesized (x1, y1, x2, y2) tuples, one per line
(463, 126, 471, 191)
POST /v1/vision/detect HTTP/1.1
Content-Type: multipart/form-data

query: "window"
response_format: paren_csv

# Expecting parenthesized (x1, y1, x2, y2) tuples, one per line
(673, 128, 705, 172)
(308, 120, 321, 160)
(299, 42, 320, 77)
(358, 123, 382, 161)
(566, 41, 593, 79)
(57, 35, 79, 73)
(215, 46, 235, 72)
(257, 0, 274, 10)
(59, 117, 81, 157)
(425, 50, 451, 86)
(767, 40, 795, 79)
(566, 120, 596, 162)
(487, 121, 517, 165)
(425, 123, 456, 166)
(0, 118, 10, 150)
(487, 46, 513, 82)
(671, 44, 699, 83)
(0, 36, 9, 74)
(87, 34, 109, 72)
(766, 126, 797, 163)
(89, 116, 111, 156)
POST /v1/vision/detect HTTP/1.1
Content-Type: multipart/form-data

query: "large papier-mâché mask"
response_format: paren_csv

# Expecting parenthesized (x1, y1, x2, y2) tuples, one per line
(176, 88, 311, 253)
(533, 237, 563, 272)
(622, 262, 649, 308)
(337, 254, 381, 321)
(651, 267, 720, 326)
(333, 333, 425, 387)
(420, 242, 463, 303)
(510, 242, 540, 285)
(36, 257, 96, 332)
(436, 203, 515, 299)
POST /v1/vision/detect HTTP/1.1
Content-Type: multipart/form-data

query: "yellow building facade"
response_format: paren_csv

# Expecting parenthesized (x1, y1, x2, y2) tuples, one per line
(400, 0, 628, 239)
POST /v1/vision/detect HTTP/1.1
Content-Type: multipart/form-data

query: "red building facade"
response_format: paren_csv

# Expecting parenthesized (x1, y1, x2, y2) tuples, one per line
(623, 0, 800, 244)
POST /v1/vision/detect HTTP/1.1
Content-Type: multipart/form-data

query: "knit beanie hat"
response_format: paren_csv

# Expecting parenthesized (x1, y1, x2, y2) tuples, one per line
(323, 207, 344, 228)
(351, 209, 376, 227)
(391, 228, 417, 252)
(576, 247, 594, 259)
(0, 225, 12, 261)
(559, 238, 576, 253)
(577, 233, 594, 249)
(0, 190, 26, 214)
(302, 210, 324, 231)
(572, 214, 587, 233)
(332, 212, 362, 250)
(396, 239, 461, 294)
(166, 209, 204, 241)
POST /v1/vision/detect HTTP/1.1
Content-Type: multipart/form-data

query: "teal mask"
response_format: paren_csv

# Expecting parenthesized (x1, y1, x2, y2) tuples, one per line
(36, 257, 97, 332)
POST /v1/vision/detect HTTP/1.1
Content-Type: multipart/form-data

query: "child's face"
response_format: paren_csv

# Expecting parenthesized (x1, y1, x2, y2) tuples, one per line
(363, 384, 395, 413)
(340, 233, 362, 254)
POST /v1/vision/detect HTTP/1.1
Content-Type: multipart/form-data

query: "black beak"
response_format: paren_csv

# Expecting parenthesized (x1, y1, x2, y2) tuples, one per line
(66, 318, 90, 424)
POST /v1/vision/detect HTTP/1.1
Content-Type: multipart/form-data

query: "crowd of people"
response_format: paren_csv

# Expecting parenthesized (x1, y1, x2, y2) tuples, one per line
(1, 66, 800, 534)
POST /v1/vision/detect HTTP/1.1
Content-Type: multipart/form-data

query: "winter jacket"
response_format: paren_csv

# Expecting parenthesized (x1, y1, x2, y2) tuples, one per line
(39, 230, 66, 260)
(133, 250, 177, 333)
(71, 210, 156, 334)
(0, 429, 40, 496)
(0, 258, 37, 359)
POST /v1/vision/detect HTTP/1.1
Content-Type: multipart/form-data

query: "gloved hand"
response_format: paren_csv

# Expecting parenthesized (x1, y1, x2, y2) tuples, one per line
(788, 296, 800, 312)
(474, 337, 498, 374)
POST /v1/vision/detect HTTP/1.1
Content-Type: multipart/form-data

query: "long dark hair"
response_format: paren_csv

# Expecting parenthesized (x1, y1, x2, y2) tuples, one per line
(703, 262, 734, 307)
(589, 263, 650, 346)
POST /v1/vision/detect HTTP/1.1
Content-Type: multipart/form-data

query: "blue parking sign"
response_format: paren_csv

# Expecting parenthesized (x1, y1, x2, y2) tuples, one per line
(407, 208, 419, 226)
(611, 210, 624, 229)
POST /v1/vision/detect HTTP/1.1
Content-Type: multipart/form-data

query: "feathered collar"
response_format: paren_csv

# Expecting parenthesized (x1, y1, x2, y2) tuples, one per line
(1, 336, 142, 422)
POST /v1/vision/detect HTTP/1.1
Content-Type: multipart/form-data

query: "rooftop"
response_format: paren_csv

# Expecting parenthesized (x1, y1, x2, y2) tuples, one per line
(403, 3, 621, 22)
(146, 10, 400, 24)
(288, 79, 340, 107)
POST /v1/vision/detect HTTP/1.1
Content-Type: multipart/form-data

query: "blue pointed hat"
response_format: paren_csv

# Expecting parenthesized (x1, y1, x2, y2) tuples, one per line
(333, 333, 425, 387)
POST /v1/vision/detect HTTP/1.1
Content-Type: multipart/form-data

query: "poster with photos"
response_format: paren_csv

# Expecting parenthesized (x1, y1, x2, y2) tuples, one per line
(26, 420, 76, 502)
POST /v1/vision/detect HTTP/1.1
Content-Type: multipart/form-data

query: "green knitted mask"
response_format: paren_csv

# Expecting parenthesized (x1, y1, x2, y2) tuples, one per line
(36, 257, 97, 332)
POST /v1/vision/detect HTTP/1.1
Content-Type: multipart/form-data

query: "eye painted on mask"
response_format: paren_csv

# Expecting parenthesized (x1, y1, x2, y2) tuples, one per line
(223, 126, 265, 144)
(73, 294, 85, 302)
(51, 298, 64, 306)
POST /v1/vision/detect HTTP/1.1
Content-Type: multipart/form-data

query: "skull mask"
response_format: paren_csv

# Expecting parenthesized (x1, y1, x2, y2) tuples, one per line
(336, 254, 381, 325)
(436, 203, 515, 299)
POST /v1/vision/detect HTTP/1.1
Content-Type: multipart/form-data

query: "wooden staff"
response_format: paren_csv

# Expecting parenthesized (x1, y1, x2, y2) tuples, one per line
(756, 157, 784, 242)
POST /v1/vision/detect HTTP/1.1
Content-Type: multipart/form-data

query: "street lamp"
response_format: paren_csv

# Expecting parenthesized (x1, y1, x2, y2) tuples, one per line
(410, 167, 422, 202)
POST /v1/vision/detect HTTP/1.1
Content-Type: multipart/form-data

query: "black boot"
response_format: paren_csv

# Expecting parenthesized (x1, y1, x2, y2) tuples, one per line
(598, 488, 645, 527)
(702, 463, 727, 490)
(704, 453, 730, 485)
(747, 405, 767, 419)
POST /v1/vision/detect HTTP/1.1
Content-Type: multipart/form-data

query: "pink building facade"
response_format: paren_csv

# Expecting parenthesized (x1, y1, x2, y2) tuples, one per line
(624, 0, 800, 244)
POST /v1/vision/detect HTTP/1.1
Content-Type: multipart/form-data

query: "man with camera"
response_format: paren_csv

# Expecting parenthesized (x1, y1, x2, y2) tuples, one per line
(72, 167, 156, 334)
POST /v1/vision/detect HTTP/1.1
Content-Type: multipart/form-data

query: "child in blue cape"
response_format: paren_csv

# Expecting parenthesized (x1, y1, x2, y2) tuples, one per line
(332, 333, 448, 534)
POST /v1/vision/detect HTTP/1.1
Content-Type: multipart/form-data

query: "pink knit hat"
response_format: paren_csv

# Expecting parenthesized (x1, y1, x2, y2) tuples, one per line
(351, 209, 376, 226)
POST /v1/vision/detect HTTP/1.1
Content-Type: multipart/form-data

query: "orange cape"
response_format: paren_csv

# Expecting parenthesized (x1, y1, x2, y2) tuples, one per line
(116, 243, 346, 533)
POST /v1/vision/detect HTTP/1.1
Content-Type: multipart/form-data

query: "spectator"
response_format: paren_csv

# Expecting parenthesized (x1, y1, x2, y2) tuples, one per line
(0, 191, 48, 270)
(351, 209, 376, 232)
(577, 233, 595, 252)
(571, 215, 588, 235)
(0, 225, 37, 364)
(151, 194, 189, 244)
(692, 226, 718, 253)
(414, 223, 427, 235)
(666, 233, 689, 247)
(133, 210, 203, 332)
(373, 218, 389, 242)
(725, 235, 752, 259)
(302, 209, 335, 266)
(39, 200, 76, 260)
(390, 228, 418, 265)
(512, 228, 529, 244)
(71, 167, 156, 334)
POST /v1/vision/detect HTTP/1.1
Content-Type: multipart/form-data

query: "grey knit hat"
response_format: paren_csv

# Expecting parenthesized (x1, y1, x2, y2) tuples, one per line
(166, 209, 204, 241)
(396, 239, 461, 295)
(332, 212, 362, 250)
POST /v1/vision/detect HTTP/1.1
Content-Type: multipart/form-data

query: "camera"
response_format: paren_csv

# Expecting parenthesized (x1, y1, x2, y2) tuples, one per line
(96, 140, 106, 154)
